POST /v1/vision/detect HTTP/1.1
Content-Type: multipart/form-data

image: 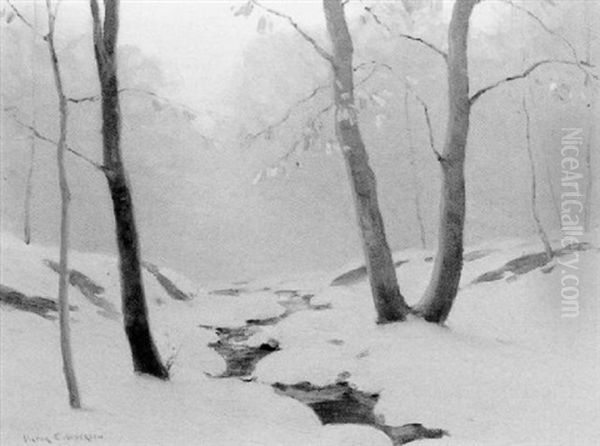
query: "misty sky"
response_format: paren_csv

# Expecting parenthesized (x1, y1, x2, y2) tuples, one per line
(3, 0, 591, 284)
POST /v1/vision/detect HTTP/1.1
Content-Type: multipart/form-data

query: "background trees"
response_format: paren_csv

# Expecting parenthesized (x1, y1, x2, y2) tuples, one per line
(2, 0, 597, 319)
(233, 0, 597, 323)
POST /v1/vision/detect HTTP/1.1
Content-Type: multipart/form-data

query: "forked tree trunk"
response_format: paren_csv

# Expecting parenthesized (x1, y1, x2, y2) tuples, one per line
(413, 0, 478, 323)
(45, 0, 81, 408)
(90, 0, 168, 379)
(323, 0, 410, 323)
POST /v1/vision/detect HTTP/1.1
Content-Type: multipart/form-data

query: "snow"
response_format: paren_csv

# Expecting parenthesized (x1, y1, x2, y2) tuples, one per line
(1, 231, 599, 445)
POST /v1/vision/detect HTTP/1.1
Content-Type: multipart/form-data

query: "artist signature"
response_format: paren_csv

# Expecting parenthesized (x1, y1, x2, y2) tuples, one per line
(23, 432, 105, 444)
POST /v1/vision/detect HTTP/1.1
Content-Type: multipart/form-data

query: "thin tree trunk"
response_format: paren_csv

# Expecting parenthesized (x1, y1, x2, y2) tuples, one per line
(323, 0, 410, 323)
(522, 97, 553, 259)
(23, 5, 37, 245)
(583, 0, 595, 232)
(583, 88, 595, 233)
(413, 0, 478, 324)
(45, 0, 81, 408)
(90, 0, 168, 378)
(542, 149, 561, 227)
(23, 132, 35, 245)
(404, 89, 427, 249)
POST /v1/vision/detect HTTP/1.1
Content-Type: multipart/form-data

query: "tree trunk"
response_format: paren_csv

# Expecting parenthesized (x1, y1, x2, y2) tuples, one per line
(23, 133, 35, 245)
(413, 0, 478, 323)
(583, 0, 596, 232)
(522, 96, 553, 260)
(46, 0, 81, 408)
(323, 0, 410, 323)
(404, 89, 427, 249)
(90, 0, 168, 379)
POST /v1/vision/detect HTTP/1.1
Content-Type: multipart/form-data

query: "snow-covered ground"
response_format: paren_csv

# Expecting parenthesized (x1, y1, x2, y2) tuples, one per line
(1, 231, 598, 445)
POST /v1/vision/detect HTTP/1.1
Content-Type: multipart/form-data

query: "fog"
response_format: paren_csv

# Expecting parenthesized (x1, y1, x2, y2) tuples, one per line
(1, 0, 598, 285)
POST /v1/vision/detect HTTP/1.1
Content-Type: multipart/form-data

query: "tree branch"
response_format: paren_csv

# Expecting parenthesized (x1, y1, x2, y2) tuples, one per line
(500, 0, 585, 73)
(245, 84, 329, 145)
(400, 80, 442, 162)
(361, 3, 447, 61)
(245, 62, 385, 147)
(414, 93, 442, 162)
(68, 87, 198, 116)
(271, 101, 334, 168)
(6, 0, 44, 38)
(370, 60, 442, 162)
(7, 110, 105, 172)
(251, 0, 333, 63)
(470, 59, 596, 105)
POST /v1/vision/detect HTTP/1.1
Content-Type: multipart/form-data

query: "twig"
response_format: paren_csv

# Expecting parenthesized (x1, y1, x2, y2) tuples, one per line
(251, 0, 333, 63)
(375, 62, 442, 162)
(245, 84, 328, 144)
(500, 0, 586, 75)
(470, 59, 596, 105)
(245, 62, 385, 147)
(413, 92, 442, 162)
(69, 87, 200, 118)
(6, 0, 44, 38)
(361, 3, 447, 61)
(7, 111, 105, 172)
(397, 74, 442, 161)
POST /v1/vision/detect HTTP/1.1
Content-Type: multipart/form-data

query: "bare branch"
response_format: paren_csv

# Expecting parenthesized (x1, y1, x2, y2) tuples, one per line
(272, 101, 334, 168)
(255, 62, 388, 171)
(401, 81, 442, 162)
(69, 87, 198, 115)
(6, 0, 45, 38)
(251, 0, 333, 63)
(7, 111, 105, 172)
(414, 94, 442, 162)
(245, 84, 329, 145)
(370, 60, 442, 162)
(245, 62, 385, 147)
(67, 95, 100, 104)
(500, 0, 584, 72)
(361, 3, 447, 61)
(470, 59, 596, 105)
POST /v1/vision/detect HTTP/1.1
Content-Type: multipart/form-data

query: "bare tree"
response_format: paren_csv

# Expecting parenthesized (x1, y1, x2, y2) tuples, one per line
(409, 0, 593, 323)
(323, 0, 410, 322)
(7, 0, 82, 408)
(249, 0, 410, 322)
(45, 0, 81, 408)
(243, 0, 594, 325)
(412, 0, 478, 323)
(90, 0, 168, 378)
